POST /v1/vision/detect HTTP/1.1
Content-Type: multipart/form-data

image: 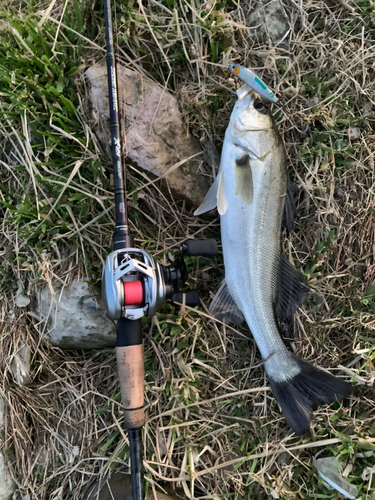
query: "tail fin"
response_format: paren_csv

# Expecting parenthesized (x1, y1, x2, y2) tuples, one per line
(268, 357, 353, 435)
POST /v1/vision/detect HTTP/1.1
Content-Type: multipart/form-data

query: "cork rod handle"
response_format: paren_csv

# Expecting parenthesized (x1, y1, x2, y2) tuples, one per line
(116, 318, 145, 430)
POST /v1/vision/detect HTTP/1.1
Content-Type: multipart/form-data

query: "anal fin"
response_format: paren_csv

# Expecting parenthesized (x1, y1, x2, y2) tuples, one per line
(276, 254, 310, 319)
(209, 280, 244, 324)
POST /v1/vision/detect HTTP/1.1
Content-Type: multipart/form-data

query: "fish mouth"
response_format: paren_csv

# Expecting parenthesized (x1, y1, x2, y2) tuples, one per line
(234, 117, 271, 134)
(233, 142, 259, 159)
(234, 142, 272, 161)
(242, 127, 269, 132)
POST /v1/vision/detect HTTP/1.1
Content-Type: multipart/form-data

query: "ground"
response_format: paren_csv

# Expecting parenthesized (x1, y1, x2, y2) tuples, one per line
(0, 0, 375, 499)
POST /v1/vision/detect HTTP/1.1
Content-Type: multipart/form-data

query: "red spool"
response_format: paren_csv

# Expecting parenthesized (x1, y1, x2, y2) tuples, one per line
(124, 281, 144, 306)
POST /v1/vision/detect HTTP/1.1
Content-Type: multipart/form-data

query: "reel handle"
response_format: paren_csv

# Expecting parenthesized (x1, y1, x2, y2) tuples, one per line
(171, 290, 200, 307)
(181, 238, 218, 258)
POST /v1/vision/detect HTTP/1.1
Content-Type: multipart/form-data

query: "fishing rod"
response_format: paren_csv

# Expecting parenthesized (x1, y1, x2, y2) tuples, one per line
(101, 1, 217, 498)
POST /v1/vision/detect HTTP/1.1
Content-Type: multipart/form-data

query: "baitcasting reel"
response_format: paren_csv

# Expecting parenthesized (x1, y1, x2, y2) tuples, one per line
(102, 239, 217, 320)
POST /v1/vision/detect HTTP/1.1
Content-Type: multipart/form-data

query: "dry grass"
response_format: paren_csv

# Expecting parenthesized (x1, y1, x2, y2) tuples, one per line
(0, 0, 375, 498)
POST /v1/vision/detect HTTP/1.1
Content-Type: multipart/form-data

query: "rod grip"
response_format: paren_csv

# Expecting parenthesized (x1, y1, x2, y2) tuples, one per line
(116, 318, 144, 429)
(182, 238, 218, 257)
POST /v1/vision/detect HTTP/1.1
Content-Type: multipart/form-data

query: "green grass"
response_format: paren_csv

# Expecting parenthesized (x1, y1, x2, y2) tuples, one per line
(0, 8, 98, 260)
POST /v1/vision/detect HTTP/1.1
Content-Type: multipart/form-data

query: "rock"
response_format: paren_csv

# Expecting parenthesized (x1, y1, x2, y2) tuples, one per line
(304, 96, 320, 111)
(247, 0, 289, 47)
(348, 127, 361, 140)
(38, 281, 116, 350)
(363, 101, 372, 117)
(15, 281, 30, 308)
(85, 64, 208, 206)
(0, 453, 16, 500)
(10, 344, 31, 386)
(85, 472, 183, 500)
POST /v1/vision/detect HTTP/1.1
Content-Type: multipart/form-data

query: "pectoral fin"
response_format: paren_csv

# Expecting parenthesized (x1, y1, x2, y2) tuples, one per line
(234, 154, 253, 204)
(217, 170, 228, 215)
(276, 254, 310, 319)
(194, 174, 220, 215)
(209, 280, 244, 324)
(194, 171, 228, 216)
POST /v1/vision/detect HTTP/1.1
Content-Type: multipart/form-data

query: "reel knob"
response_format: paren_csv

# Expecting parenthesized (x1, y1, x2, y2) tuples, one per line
(171, 290, 200, 307)
(181, 239, 218, 258)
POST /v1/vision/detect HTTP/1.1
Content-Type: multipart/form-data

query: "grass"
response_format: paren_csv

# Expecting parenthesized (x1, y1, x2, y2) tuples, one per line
(0, 0, 375, 499)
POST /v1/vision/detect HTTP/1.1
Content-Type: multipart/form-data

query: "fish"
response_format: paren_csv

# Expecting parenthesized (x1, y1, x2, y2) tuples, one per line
(194, 84, 353, 434)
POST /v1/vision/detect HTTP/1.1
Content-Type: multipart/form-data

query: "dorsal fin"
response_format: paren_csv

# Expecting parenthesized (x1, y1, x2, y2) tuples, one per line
(282, 181, 297, 234)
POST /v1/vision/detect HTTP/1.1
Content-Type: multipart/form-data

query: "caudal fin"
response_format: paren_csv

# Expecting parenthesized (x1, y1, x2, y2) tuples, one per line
(268, 357, 353, 435)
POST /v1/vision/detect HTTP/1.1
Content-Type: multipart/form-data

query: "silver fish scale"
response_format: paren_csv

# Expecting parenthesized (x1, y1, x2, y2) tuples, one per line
(220, 137, 301, 383)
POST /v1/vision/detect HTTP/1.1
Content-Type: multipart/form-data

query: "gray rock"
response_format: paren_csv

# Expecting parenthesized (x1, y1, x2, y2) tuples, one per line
(0, 453, 16, 500)
(348, 127, 361, 140)
(304, 96, 320, 112)
(85, 64, 208, 206)
(38, 281, 116, 350)
(15, 281, 30, 308)
(247, 0, 289, 46)
(363, 101, 372, 117)
(10, 344, 31, 386)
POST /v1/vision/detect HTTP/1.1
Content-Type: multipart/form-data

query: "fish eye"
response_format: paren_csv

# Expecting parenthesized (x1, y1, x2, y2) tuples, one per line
(254, 100, 268, 114)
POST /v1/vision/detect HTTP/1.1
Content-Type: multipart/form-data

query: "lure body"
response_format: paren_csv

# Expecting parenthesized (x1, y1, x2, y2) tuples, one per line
(229, 63, 278, 104)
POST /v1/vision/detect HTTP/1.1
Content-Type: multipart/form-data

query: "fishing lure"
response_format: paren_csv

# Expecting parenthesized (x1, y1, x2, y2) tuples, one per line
(229, 63, 278, 104)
